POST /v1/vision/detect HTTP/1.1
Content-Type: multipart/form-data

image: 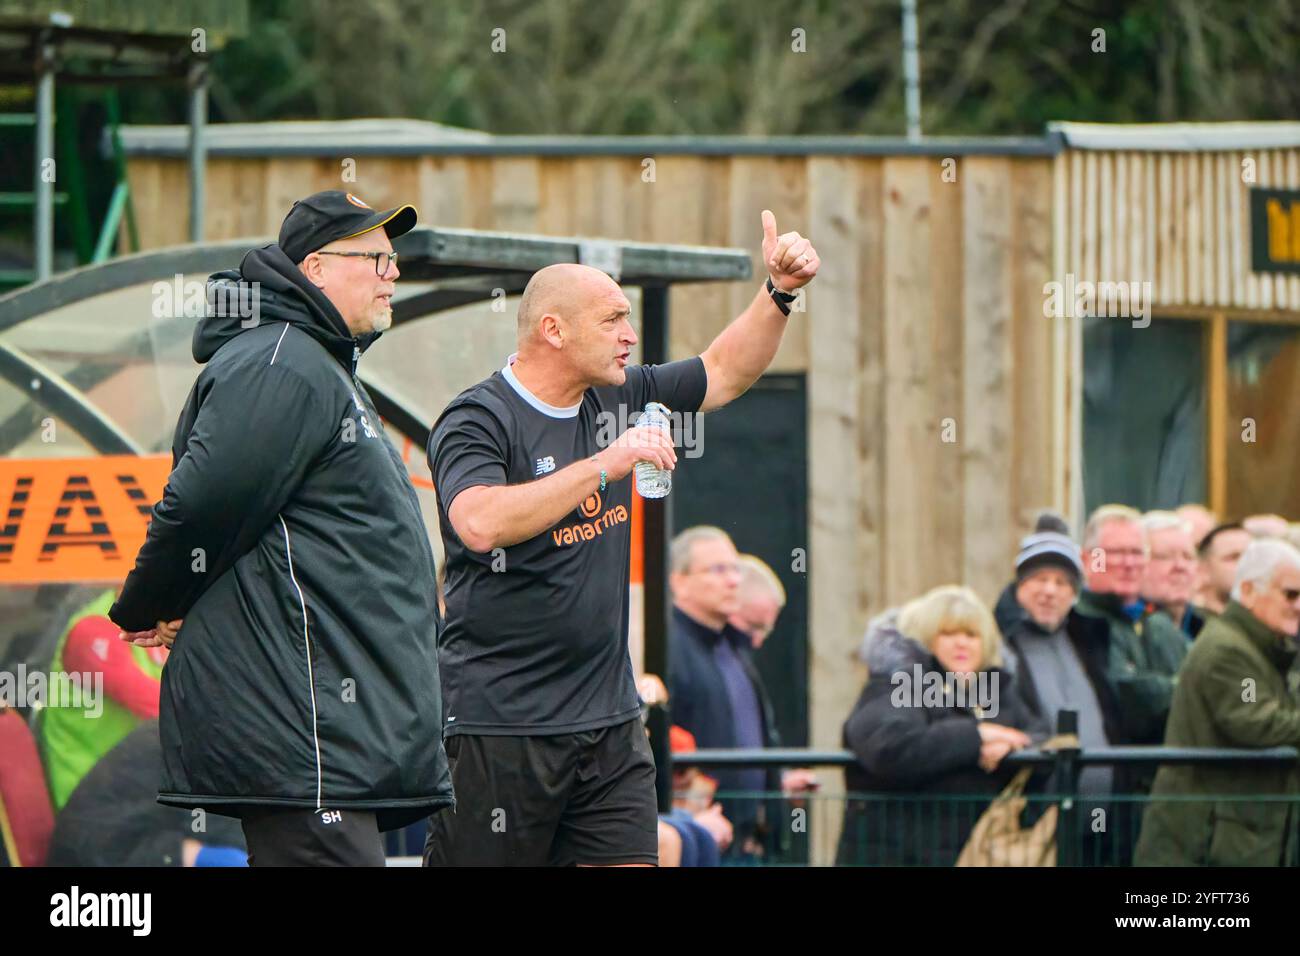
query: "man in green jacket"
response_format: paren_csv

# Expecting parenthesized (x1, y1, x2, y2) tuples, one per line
(1076, 505, 1188, 746)
(1135, 538, 1300, 866)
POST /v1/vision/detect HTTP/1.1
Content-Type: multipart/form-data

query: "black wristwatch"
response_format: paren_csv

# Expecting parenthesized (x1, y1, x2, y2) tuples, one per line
(766, 275, 798, 315)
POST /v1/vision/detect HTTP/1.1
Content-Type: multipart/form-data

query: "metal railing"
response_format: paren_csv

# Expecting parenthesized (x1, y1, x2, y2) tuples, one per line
(673, 742, 1300, 866)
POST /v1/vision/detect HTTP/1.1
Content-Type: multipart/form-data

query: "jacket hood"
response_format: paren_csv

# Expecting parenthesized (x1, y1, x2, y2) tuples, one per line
(196, 243, 379, 370)
(857, 607, 930, 676)
(860, 598, 1020, 679)
(993, 582, 1026, 635)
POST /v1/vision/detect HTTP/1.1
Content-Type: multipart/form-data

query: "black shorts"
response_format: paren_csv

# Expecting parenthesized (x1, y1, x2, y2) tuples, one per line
(423, 718, 658, 866)
(240, 806, 385, 867)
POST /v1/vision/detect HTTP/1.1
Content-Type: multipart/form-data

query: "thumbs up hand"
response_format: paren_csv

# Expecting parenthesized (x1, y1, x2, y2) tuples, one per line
(761, 209, 819, 293)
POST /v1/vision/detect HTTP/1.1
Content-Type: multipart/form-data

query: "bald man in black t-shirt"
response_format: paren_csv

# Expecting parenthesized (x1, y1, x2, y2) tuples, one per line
(424, 211, 819, 866)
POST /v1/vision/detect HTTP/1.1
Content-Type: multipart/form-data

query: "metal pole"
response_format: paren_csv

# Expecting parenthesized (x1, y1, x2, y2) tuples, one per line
(1055, 709, 1080, 867)
(641, 284, 673, 812)
(187, 60, 209, 244)
(33, 38, 56, 281)
(900, 0, 922, 141)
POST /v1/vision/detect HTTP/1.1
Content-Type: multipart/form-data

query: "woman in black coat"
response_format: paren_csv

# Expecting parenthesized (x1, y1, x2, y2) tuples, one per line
(837, 585, 1048, 866)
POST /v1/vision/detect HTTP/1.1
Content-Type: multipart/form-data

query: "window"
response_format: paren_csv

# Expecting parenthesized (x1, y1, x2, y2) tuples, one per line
(1084, 310, 1300, 520)
(1083, 316, 1206, 513)
(1225, 322, 1300, 519)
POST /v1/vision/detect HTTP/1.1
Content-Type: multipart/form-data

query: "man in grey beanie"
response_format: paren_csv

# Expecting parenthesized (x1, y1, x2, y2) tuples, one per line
(992, 512, 1125, 793)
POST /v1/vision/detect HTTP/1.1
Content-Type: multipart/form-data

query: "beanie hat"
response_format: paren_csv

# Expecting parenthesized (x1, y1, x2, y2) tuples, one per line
(1015, 511, 1084, 589)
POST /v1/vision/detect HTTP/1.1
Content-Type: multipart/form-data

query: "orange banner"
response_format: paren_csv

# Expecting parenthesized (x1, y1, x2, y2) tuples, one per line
(0, 456, 171, 584)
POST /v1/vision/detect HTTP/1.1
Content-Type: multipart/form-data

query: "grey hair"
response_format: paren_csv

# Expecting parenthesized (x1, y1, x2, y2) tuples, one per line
(737, 554, 786, 606)
(669, 525, 733, 575)
(1082, 503, 1144, 550)
(1141, 510, 1191, 535)
(1231, 538, 1300, 601)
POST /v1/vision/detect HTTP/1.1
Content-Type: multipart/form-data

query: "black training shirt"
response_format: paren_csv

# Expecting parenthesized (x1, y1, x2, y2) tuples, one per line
(429, 354, 709, 735)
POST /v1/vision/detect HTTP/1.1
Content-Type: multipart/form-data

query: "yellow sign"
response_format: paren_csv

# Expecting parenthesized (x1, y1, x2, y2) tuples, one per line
(0, 456, 171, 584)
(1251, 188, 1300, 274)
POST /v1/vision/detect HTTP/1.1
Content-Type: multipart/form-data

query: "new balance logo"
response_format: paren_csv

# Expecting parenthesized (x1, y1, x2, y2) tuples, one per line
(535, 456, 556, 476)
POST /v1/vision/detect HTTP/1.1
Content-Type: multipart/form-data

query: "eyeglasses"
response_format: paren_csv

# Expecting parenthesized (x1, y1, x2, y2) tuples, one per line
(316, 250, 398, 276)
(687, 562, 741, 577)
(1104, 548, 1148, 560)
(1149, 551, 1197, 563)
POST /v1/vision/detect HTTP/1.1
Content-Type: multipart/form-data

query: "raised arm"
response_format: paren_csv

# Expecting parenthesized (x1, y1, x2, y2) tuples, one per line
(698, 210, 820, 412)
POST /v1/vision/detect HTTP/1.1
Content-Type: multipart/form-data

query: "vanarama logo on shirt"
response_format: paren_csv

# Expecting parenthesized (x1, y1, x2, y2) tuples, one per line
(552, 491, 629, 547)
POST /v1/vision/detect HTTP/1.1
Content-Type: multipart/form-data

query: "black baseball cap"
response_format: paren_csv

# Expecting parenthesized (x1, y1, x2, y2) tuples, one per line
(278, 190, 418, 264)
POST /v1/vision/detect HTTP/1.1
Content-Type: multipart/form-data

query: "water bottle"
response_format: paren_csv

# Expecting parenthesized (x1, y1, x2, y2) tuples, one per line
(634, 401, 673, 499)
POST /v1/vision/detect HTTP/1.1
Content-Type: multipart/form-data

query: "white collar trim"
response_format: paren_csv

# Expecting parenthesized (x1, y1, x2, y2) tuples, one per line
(501, 353, 581, 419)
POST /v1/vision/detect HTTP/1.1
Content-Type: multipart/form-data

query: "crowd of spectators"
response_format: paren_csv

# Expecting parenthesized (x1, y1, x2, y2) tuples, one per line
(659, 506, 1300, 867)
(834, 505, 1300, 866)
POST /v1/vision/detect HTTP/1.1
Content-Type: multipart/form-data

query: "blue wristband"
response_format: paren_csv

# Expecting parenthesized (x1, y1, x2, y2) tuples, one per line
(599, 469, 607, 492)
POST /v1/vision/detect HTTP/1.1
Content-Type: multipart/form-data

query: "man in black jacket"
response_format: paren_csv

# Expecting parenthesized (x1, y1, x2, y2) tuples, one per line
(994, 511, 1130, 863)
(110, 191, 453, 866)
(667, 527, 789, 858)
(995, 515, 1123, 785)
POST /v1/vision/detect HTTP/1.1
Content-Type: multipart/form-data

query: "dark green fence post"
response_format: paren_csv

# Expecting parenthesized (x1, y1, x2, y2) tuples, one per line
(1055, 709, 1080, 867)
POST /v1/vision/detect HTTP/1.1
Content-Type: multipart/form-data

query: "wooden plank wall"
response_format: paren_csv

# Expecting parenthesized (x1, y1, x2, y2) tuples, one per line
(1054, 148, 1300, 311)
(126, 153, 1060, 860)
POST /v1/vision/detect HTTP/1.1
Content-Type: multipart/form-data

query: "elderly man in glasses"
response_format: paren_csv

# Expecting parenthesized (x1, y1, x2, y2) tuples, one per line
(110, 190, 452, 866)
(1075, 504, 1188, 748)
(1136, 538, 1300, 866)
(1139, 510, 1208, 638)
(665, 526, 811, 861)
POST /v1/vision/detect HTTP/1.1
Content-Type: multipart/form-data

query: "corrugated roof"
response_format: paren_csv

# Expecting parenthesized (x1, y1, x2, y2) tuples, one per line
(1050, 121, 1300, 152)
